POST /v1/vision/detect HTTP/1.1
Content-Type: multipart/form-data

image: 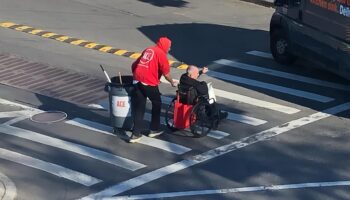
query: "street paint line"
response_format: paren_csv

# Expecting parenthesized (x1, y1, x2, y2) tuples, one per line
(227, 112, 267, 126)
(0, 22, 188, 69)
(144, 113, 229, 139)
(216, 59, 350, 91)
(65, 118, 191, 155)
(80, 102, 350, 199)
(207, 70, 334, 103)
(0, 148, 101, 186)
(160, 77, 300, 114)
(66, 118, 115, 136)
(0, 125, 145, 171)
(0, 98, 38, 111)
(91, 96, 267, 126)
(111, 180, 350, 199)
(0, 171, 17, 200)
(246, 50, 273, 59)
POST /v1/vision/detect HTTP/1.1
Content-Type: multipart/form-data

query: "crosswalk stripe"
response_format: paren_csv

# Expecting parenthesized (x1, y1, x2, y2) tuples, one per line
(246, 50, 273, 59)
(92, 97, 267, 126)
(207, 70, 334, 103)
(161, 96, 267, 126)
(0, 148, 101, 186)
(212, 88, 300, 114)
(0, 125, 145, 171)
(216, 59, 350, 91)
(160, 77, 300, 114)
(65, 118, 191, 155)
(144, 113, 230, 139)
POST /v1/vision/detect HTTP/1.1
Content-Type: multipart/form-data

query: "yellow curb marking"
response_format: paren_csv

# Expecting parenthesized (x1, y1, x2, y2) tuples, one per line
(129, 53, 141, 59)
(42, 32, 58, 38)
(85, 43, 99, 49)
(0, 21, 190, 69)
(99, 46, 113, 52)
(29, 29, 44, 34)
(114, 50, 128, 55)
(70, 39, 87, 45)
(56, 36, 70, 42)
(15, 26, 32, 31)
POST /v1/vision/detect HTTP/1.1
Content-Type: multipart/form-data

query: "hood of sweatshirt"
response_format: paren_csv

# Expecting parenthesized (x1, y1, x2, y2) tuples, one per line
(156, 37, 171, 53)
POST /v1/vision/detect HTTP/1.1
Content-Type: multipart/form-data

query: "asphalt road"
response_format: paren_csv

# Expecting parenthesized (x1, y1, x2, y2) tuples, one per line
(0, 0, 349, 200)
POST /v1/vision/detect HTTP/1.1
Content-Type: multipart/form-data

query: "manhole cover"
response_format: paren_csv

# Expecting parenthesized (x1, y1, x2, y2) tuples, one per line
(30, 111, 67, 123)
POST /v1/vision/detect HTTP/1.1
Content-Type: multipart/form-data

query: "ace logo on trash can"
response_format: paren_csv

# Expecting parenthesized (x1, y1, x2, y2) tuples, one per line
(112, 96, 131, 117)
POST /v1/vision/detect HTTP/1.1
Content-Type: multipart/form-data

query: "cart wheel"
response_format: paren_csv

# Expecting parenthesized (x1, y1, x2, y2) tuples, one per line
(165, 97, 178, 131)
(190, 101, 212, 137)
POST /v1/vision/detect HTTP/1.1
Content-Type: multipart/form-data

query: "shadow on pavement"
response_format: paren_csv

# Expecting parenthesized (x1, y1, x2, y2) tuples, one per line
(137, 0, 188, 7)
(139, 23, 269, 67)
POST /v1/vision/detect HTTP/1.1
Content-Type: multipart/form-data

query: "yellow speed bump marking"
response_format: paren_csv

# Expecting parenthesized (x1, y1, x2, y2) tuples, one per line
(114, 50, 128, 56)
(29, 29, 44, 35)
(129, 53, 141, 59)
(15, 26, 32, 31)
(56, 36, 70, 42)
(0, 21, 188, 69)
(99, 46, 113, 52)
(70, 39, 87, 45)
(0, 22, 17, 28)
(42, 32, 58, 38)
(177, 64, 189, 69)
(85, 43, 99, 49)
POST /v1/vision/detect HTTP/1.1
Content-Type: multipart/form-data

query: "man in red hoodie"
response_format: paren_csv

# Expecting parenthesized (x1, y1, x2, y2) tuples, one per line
(130, 37, 177, 143)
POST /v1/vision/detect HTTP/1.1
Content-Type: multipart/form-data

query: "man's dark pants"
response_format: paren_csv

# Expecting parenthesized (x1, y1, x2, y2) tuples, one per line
(132, 82, 162, 136)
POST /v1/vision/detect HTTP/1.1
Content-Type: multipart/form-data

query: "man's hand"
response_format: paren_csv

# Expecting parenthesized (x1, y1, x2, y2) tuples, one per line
(201, 67, 209, 74)
(171, 79, 179, 87)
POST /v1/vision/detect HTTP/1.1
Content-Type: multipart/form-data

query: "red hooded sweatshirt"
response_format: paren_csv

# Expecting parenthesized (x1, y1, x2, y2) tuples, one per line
(132, 37, 171, 86)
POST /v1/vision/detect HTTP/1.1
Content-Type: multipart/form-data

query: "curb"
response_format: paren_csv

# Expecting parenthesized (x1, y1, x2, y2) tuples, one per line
(0, 22, 189, 69)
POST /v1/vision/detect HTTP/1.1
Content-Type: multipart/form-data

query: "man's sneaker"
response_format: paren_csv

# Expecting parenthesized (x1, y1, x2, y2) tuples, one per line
(219, 111, 228, 120)
(147, 130, 164, 138)
(128, 134, 142, 143)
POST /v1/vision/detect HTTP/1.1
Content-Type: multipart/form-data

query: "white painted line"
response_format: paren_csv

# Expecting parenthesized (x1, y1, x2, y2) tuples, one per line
(206, 130, 229, 139)
(110, 180, 350, 199)
(138, 136, 191, 155)
(80, 102, 350, 199)
(0, 148, 100, 186)
(0, 171, 17, 200)
(66, 118, 191, 155)
(207, 70, 334, 103)
(246, 50, 273, 59)
(0, 125, 145, 171)
(210, 88, 299, 114)
(66, 118, 115, 136)
(144, 113, 230, 139)
(161, 96, 266, 126)
(216, 59, 350, 91)
(160, 77, 300, 114)
(227, 112, 267, 126)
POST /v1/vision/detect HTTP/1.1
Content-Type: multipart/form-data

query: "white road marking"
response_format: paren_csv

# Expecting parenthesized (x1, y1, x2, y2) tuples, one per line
(207, 70, 334, 103)
(216, 59, 350, 91)
(65, 118, 191, 155)
(0, 148, 100, 186)
(94, 97, 267, 126)
(0, 125, 145, 171)
(227, 112, 267, 126)
(161, 96, 267, 126)
(246, 50, 273, 59)
(110, 180, 350, 199)
(0, 171, 17, 200)
(80, 102, 350, 199)
(144, 113, 230, 139)
(160, 77, 300, 114)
